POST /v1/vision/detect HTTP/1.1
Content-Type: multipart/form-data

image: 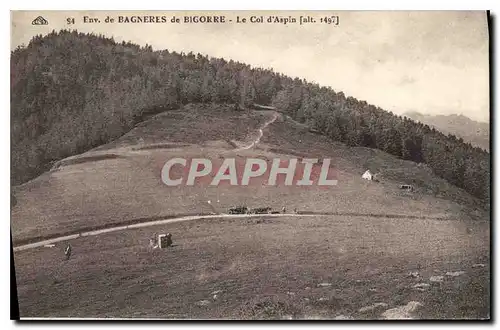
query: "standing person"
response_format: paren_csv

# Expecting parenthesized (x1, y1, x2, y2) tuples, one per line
(64, 243, 72, 260)
(166, 233, 173, 247)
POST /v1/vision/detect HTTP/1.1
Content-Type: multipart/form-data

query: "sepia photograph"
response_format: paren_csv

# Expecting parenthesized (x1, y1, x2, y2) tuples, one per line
(10, 10, 491, 320)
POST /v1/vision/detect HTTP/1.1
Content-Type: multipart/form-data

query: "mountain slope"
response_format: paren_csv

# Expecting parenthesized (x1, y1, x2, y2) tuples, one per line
(404, 112, 489, 151)
(11, 104, 487, 244)
(12, 104, 490, 319)
(11, 30, 490, 202)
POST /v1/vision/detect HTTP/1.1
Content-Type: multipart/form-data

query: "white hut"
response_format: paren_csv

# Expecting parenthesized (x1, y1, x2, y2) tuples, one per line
(362, 170, 373, 180)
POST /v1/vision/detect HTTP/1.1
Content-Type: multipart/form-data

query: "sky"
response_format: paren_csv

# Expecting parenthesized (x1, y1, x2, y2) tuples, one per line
(11, 11, 490, 122)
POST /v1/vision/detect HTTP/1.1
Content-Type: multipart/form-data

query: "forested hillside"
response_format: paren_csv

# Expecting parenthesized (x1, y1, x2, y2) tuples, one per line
(11, 30, 490, 202)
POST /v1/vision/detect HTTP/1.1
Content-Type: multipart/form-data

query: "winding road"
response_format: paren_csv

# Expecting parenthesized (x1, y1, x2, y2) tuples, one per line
(12, 213, 313, 252)
(13, 211, 458, 252)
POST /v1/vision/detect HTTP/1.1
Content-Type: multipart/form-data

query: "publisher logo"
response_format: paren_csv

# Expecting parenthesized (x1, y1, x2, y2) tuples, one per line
(32, 16, 49, 26)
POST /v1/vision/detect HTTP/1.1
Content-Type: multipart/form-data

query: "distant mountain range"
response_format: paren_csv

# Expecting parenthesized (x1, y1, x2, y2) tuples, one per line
(403, 112, 489, 151)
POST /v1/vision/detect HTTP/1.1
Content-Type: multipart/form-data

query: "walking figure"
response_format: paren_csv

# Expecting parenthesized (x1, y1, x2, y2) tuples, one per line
(64, 243, 72, 260)
(166, 233, 173, 247)
(282, 206, 286, 214)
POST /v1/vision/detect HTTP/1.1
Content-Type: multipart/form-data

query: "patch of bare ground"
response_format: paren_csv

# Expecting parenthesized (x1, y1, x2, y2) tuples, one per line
(93, 104, 273, 151)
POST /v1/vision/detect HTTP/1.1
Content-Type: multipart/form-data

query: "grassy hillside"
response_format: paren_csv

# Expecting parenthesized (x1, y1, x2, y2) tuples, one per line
(11, 104, 487, 244)
(14, 214, 490, 319)
(11, 75, 490, 318)
(11, 30, 490, 202)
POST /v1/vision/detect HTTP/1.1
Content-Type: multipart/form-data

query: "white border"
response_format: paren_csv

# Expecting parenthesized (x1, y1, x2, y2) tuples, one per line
(3, 0, 499, 10)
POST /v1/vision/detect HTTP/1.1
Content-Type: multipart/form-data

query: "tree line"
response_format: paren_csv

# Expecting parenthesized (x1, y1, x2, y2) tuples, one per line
(11, 30, 490, 202)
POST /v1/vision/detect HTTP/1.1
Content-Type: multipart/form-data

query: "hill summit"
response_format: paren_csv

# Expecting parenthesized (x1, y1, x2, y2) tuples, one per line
(11, 30, 490, 202)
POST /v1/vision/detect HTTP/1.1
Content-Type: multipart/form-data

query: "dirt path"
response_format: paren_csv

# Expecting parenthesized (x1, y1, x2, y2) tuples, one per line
(13, 210, 461, 252)
(234, 111, 279, 151)
(12, 213, 320, 252)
